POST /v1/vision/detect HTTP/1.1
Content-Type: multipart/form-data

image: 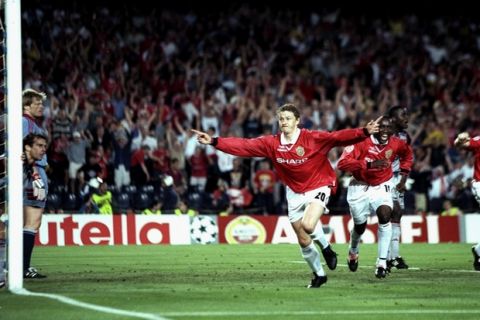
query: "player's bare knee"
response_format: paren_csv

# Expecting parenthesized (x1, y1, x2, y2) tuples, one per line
(354, 222, 367, 235)
(298, 237, 312, 248)
(301, 221, 315, 234)
(295, 229, 311, 247)
(377, 205, 391, 224)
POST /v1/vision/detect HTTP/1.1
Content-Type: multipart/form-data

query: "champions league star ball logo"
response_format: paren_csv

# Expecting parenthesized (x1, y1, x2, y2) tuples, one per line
(190, 216, 219, 244)
(296, 146, 305, 157)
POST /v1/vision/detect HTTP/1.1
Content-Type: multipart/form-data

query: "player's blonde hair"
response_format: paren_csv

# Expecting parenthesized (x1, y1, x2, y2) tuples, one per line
(22, 88, 47, 109)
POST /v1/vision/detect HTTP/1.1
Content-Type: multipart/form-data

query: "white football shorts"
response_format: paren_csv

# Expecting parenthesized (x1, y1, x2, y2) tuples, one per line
(347, 179, 393, 225)
(286, 185, 331, 223)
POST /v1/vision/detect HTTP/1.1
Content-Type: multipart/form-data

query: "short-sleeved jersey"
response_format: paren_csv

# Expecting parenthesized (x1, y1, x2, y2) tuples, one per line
(466, 136, 480, 181)
(337, 135, 413, 186)
(23, 114, 48, 167)
(215, 127, 369, 193)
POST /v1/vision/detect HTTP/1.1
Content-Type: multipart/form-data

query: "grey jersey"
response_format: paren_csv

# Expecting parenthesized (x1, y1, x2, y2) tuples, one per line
(392, 131, 410, 173)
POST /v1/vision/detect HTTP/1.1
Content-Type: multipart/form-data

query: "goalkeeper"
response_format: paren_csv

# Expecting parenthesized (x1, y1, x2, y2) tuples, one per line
(22, 89, 49, 279)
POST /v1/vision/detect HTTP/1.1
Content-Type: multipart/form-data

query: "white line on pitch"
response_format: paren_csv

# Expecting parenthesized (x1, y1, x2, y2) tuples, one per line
(161, 309, 480, 317)
(289, 260, 478, 272)
(12, 288, 169, 320)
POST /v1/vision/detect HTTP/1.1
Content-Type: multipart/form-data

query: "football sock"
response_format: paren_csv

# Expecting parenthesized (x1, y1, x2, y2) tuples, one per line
(378, 222, 392, 266)
(311, 222, 329, 249)
(390, 222, 401, 259)
(301, 242, 325, 276)
(349, 228, 362, 254)
(376, 257, 387, 269)
(23, 228, 37, 271)
(0, 239, 5, 281)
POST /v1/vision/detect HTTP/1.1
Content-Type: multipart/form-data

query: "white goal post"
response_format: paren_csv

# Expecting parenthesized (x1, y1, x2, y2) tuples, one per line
(5, 0, 25, 291)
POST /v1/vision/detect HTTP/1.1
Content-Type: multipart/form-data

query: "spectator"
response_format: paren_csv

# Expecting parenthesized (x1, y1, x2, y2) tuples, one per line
(174, 199, 197, 217)
(132, 124, 157, 152)
(47, 136, 69, 188)
(90, 180, 113, 214)
(142, 200, 163, 215)
(91, 125, 112, 153)
(77, 152, 103, 200)
(65, 130, 92, 193)
(20, 1, 480, 217)
(440, 200, 462, 216)
(252, 159, 277, 215)
(130, 144, 153, 187)
(428, 166, 449, 213)
(111, 122, 132, 189)
(188, 146, 209, 192)
(160, 175, 179, 212)
(168, 158, 187, 196)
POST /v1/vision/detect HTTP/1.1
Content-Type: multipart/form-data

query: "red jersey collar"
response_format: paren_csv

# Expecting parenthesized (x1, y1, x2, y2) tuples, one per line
(23, 113, 37, 122)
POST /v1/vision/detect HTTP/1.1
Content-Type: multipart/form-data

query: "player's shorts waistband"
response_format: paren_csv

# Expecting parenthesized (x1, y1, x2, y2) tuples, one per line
(349, 179, 369, 186)
(350, 178, 388, 188)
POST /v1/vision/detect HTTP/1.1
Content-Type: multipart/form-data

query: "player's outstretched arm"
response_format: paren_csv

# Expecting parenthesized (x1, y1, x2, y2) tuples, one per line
(191, 129, 213, 145)
(364, 116, 382, 135)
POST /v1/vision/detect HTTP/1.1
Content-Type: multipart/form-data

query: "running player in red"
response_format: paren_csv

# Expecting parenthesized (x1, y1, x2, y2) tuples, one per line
(192, 103, 380, 288)
(337, 116, 413, 278)
(454, 132, 480, 271)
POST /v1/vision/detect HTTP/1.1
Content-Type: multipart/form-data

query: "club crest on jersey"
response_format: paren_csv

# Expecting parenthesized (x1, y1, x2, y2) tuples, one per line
(385, 149, 393, 159)
(296, 146, 305, 156)
(344, 145, 354, 153)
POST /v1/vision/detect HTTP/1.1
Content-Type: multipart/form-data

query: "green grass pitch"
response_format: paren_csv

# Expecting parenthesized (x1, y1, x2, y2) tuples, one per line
(1, 243, 479, 320)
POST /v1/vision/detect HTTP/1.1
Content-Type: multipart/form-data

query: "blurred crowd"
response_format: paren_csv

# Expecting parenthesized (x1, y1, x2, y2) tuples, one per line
(19, 1, 480, 215)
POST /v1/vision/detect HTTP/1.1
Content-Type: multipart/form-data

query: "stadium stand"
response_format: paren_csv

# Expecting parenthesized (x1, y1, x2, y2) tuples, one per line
(19, 0, 480, 215)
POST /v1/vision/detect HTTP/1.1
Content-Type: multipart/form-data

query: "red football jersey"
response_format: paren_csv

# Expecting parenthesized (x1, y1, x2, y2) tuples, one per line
(337, 135, 413, 186)
(216, 128, 369, 193)
(467, 136, 480, 181)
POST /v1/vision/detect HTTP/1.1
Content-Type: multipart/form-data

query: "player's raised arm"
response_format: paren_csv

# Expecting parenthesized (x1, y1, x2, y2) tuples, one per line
(191, 129, 213, 145)
(323, 116, 382, 149)
(365, 116, 382, 135)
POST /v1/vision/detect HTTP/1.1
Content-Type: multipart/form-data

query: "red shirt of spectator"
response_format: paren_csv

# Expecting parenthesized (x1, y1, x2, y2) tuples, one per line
(253, 159, 276, 193)
(152, 143, 170, 173)
(254, 168, 276, 193)
(131, 147, 148, 167)
(189, 147, 209, 179)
